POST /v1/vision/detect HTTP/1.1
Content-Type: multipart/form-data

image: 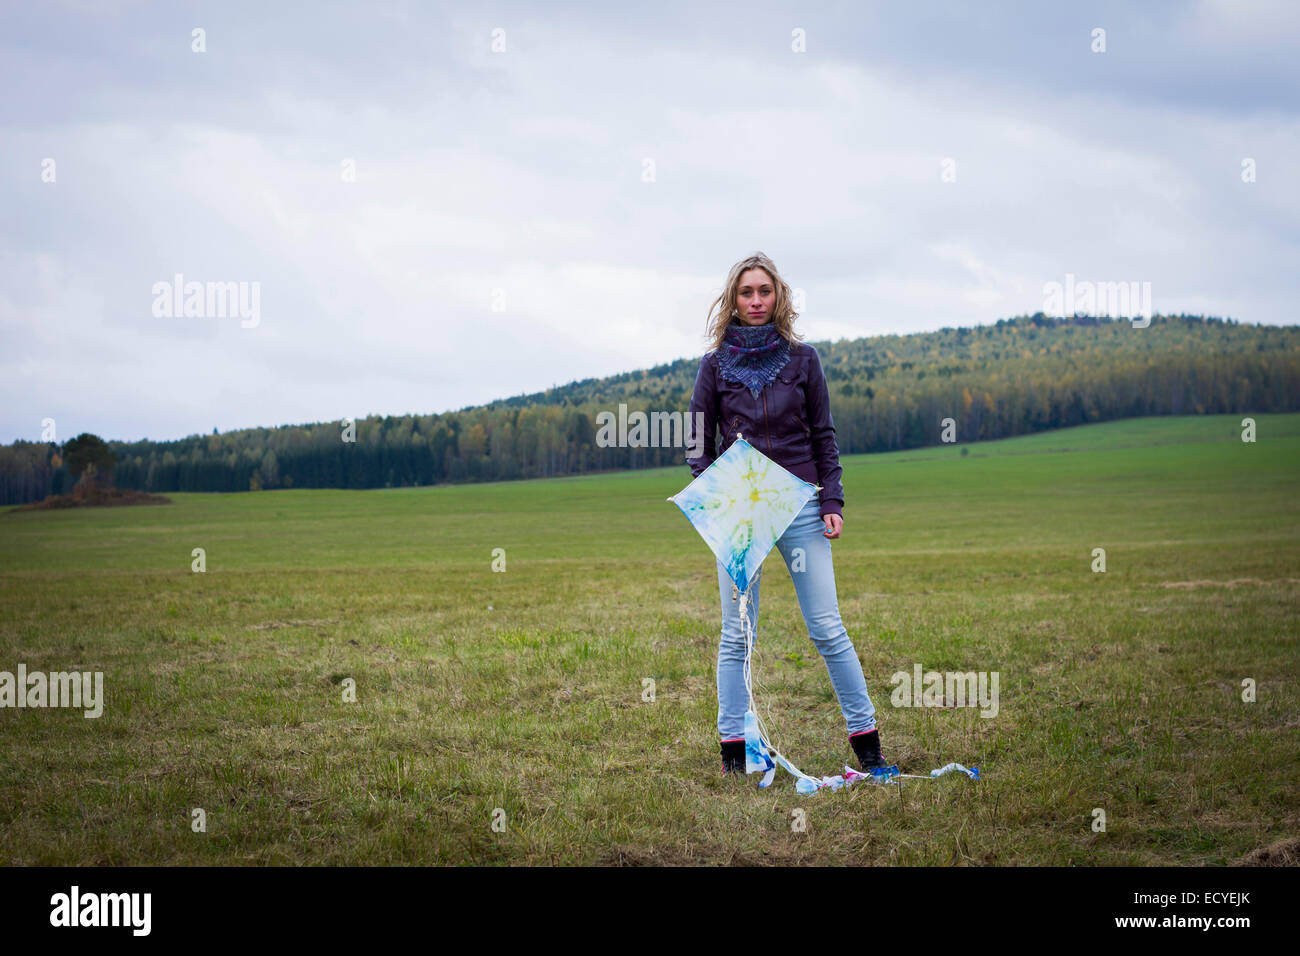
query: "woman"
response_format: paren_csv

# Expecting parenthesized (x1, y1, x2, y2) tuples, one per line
(686, 252, 890, 777)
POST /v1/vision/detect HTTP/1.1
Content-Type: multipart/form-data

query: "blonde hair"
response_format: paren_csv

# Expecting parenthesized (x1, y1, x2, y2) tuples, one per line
(703, 252, 804, 352)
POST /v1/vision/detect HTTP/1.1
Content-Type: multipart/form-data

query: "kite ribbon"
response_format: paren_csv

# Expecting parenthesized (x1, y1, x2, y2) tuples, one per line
(739, 562, 908, 794)
(895, 763, 982, 781)
(742, 573, 982, 793)
(934, 762, 980, 779)
(737, 567, 864, 794)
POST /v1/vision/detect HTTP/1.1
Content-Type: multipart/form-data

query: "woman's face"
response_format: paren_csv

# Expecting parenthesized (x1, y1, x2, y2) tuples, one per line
(735, 268, 775, 325)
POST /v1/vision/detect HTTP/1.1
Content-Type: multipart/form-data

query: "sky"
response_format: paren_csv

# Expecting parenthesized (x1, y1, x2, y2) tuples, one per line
(2, 0, 1297, 444)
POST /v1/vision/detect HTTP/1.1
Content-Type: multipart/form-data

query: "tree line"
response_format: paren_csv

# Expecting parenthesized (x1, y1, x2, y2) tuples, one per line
(2, 313, 1296, 505)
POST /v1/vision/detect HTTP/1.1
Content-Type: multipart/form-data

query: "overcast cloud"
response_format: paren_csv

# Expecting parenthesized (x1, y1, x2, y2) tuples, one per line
(2, 0, 1297, 443)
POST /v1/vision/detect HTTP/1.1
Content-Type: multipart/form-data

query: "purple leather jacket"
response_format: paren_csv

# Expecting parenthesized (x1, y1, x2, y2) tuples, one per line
(686, 341, 845, 517)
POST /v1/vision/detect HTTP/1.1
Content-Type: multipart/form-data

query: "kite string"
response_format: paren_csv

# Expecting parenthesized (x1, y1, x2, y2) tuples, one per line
(739, 562, 814, 783)
(740, 565, 781, 749)
(744, 566, 783, 753)
(739, 564, 762, 713)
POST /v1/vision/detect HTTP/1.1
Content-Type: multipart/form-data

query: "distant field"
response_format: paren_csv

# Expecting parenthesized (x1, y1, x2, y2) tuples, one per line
(1, 413, 1297, 865)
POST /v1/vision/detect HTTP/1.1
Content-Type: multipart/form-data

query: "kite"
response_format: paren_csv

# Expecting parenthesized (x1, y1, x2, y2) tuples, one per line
(669, 435, 979, 794)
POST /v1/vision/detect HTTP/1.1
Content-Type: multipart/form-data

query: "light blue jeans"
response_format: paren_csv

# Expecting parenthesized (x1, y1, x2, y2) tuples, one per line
(716, 496, 877, 740)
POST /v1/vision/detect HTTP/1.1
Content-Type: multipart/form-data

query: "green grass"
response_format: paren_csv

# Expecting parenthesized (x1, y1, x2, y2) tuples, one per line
(1, 413, 1297, 865)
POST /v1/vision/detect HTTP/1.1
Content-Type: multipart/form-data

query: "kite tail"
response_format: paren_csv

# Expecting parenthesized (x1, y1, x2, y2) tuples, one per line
(738, 564, 822, 792)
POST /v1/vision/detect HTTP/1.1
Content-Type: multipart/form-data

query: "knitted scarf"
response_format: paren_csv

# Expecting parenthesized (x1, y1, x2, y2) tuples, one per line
(717, 320, 791, 399)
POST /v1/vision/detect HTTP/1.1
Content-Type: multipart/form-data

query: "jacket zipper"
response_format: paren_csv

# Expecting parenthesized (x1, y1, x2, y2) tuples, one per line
(762, 392, 771, 453)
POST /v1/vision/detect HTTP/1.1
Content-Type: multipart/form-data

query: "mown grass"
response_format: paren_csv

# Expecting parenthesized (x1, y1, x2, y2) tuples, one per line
(0, 413, 1297, 865)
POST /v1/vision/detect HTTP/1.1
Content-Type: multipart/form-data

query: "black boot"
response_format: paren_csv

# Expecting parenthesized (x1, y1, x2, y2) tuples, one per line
(849, 728, 891, 771)
(720, 738, 746, 775)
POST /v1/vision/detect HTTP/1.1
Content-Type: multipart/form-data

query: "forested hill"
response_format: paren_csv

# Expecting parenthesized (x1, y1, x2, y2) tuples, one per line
(3, 313, 1297, 505)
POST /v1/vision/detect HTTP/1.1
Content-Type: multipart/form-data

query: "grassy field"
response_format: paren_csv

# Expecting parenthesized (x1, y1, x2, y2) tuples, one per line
(1, 413, 1297, 865)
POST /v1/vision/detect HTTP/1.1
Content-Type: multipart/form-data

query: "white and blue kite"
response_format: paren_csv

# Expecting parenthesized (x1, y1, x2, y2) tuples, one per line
(669, 435, 980, 794)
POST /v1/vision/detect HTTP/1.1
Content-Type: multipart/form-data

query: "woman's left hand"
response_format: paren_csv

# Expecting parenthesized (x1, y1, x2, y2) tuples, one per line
(822, 514, 843, 539)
